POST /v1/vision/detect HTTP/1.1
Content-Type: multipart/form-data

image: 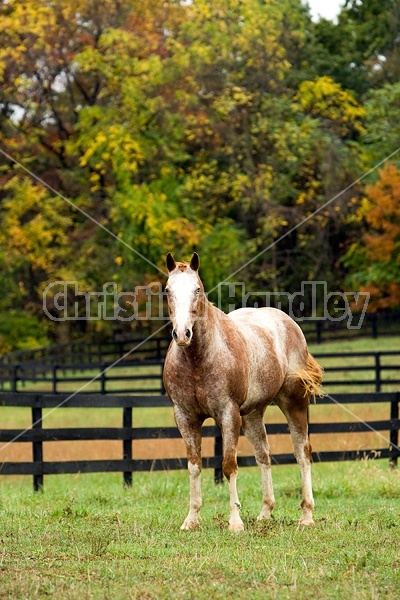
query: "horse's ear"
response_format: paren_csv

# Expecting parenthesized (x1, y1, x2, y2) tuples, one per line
(190, 252, 200, 272)
(166, 252, 176, 272)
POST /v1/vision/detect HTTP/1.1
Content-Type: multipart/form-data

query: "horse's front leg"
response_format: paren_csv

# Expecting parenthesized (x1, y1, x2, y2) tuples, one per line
(219, 405, 244, 532)
(174, 406, 203, 530)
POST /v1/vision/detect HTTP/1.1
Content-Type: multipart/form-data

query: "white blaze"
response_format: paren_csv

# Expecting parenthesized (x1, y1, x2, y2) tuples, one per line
(168, 271, 198, 337)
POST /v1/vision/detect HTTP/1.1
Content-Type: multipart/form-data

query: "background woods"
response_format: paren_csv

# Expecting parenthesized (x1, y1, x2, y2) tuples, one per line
(1, 0, 400, 350)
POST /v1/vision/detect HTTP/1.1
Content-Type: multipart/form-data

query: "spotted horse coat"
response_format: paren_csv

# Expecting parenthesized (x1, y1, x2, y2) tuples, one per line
(163, 253, 324, 531)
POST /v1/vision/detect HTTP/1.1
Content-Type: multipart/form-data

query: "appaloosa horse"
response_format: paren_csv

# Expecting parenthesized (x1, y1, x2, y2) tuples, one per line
(163, 253, 323, 531)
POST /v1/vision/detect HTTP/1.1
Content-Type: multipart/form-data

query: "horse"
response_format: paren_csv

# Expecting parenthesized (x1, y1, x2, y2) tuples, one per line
(163, 252, 323, 531)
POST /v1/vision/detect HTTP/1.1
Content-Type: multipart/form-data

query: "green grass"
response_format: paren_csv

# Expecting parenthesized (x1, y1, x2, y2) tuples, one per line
(1, 337, 399, 597)
(0, 461, 399, 599)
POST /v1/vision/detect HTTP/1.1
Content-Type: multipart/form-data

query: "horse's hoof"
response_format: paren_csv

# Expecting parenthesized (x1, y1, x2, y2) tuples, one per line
(228, 522, 245, 532)
(298, 518, 314, 526)
(257, 512, 272, 521)
(181, 520, 199, 531)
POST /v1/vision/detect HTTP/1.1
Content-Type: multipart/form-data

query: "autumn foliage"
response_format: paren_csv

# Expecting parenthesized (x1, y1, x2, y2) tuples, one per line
(345, 163, 400, 310)
(0, 0, 399, 349)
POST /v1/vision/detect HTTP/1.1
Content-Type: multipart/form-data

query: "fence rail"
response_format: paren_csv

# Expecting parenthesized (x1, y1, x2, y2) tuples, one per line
(0, 336, 170, 369)
(0, 391, 398, 491)
(300, 311, 400, 343)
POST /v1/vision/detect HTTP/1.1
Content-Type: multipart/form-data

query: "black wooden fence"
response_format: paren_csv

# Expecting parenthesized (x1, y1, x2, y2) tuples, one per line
(0, 358, 165, 394)
(0, 391, 399, 491)
(0, 336, 170, 370)
(0, 310, 399, 371)
(300, 310, 400, 344)
(1, 351, 399, 394)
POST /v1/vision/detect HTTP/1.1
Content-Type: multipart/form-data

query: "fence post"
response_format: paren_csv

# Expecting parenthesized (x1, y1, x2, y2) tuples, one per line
(371, 313, 378, 338)
(100, 365, 107, 394)
(12, 364, 19, 392)
(316, 322, 322, 344)
(32, 396, 44, 492)
(123, 406, 133, 487)
(389, 393, 399, 469)
(160, 361, 166, 394)
(214, 425, 223, 485)
(156, 338, 162, 361)
(374, 353, 381, 393)
(52, 365, 58, 394)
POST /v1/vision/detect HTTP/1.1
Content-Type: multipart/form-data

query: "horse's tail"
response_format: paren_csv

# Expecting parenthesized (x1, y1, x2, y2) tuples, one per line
(293, 352, 325, 402)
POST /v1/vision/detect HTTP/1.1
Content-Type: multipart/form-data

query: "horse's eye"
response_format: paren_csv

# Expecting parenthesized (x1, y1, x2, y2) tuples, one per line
(195, 288, 201, 295)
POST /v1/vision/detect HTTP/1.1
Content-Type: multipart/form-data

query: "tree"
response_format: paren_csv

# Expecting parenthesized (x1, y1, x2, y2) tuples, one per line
(343, 162, 400, 309)
(0, 0, 398, 349)
(0, 0, 250, 342)
(167, 3, 366, 299)
(309, 0, 400, 97)
(361, 82, 400, 169)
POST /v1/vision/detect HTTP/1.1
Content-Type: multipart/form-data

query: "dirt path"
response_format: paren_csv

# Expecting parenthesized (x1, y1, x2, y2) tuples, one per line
(0, 431, 386, 464)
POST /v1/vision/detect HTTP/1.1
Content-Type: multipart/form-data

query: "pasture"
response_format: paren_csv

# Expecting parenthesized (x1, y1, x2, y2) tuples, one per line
(1, 461, 399, 599)
(1, 335, 399, 597)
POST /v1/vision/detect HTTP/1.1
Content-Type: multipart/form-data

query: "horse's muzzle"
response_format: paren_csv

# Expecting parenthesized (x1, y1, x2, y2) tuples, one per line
(172, 328, 192, 346)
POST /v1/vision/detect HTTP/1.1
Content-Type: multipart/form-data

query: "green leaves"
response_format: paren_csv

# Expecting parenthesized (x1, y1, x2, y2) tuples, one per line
(1, 0, 400, 349)
(0, 178, 72, 274)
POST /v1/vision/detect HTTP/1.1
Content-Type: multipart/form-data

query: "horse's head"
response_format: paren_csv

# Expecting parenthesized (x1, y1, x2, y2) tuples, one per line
(165, 252, 204, 347)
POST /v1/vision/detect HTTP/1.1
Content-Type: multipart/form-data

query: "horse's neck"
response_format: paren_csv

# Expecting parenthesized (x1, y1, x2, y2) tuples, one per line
(188, 300, 226, 362)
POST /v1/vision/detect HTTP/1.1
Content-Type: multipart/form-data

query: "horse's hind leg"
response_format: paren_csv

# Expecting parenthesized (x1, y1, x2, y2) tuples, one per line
(242, 409, 275, 520)
(276, 392, 314, 525)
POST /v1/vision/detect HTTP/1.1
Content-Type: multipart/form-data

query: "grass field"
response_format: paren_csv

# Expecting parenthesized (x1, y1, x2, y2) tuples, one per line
(0, 461, 399, 599)
(1, 336, 399, 597)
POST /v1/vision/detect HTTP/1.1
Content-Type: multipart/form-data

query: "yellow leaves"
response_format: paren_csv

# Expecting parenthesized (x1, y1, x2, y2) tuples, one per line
(253, 165, 273, 195)
(232, 86, 253, 106)
(160, 218, 201, 248)
(355, 197, 373, 219)
(89, 172, 100, 192)
(78, 121, 146, 183)
(214, 86, 254, 119)
(0, 178, 72, 273)
(113, 183, 206, 264)
(196, 1, 212, 21)
(295, 77, 366, 137)
(0, 0, 56, 71)
(296, 192, 307, 205)
(184, 112, 214, 141)
(95, 132, 107, 145)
